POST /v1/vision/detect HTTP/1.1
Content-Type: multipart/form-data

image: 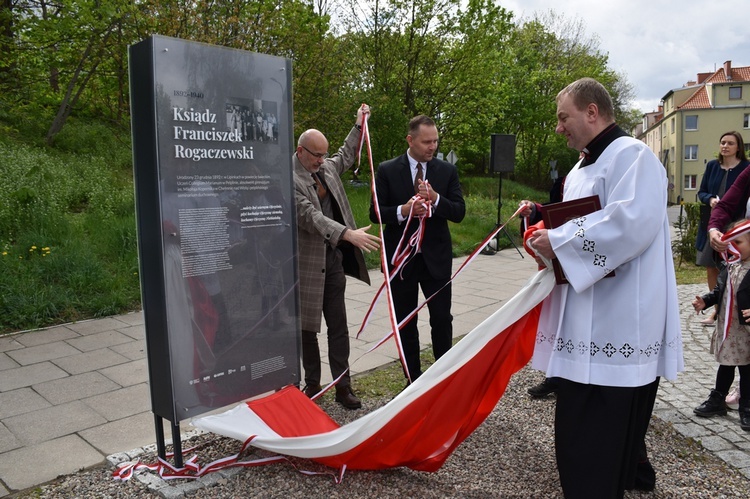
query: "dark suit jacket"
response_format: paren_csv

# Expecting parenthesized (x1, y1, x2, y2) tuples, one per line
(369, 153, 465, 280)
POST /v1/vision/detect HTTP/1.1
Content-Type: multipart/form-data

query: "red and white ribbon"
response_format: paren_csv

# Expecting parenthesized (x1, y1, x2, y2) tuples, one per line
(354, 110, 526, 382)
(113, 436, 346, 483)
(715, 220, 750, 345)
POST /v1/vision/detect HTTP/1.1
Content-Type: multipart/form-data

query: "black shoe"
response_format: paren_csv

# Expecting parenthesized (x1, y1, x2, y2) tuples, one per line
(335, 385, 362, 410)
(693, 389, 727, 417)
(527, 378, 558, 398)
(739, 398, 750, 431)
(740, 410, 750, 432)
(303, 384, 322, 398)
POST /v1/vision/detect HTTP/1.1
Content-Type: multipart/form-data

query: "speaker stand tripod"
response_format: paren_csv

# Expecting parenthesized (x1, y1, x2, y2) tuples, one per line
(481, 174, 524, 258)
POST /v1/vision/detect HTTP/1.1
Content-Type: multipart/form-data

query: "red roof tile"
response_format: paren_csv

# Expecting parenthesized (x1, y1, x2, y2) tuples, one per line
(678, 87, 710, 109)
(704, 66, 750, 83)
(677, 64, 750, 109)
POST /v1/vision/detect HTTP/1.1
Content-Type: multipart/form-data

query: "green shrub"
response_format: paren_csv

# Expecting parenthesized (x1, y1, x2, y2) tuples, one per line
(672, 202, 699, 266)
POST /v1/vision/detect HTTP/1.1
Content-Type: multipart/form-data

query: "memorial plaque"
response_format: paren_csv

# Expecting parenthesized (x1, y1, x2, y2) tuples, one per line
(129, 35, 299, 423)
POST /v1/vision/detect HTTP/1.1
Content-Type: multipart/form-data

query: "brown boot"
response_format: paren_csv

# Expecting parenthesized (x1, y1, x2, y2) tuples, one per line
(335, 385, 361, 410)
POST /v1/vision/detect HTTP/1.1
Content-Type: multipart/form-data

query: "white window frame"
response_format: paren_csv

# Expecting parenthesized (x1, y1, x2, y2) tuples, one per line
(729, 86, 742, 100)
(684, 174, 697, 190)
(685, 115, 698, 131)
(684, 145, 698, 160)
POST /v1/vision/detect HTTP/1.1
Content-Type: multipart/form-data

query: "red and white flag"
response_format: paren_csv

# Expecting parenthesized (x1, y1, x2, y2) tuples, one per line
(192, 268, 555, 472)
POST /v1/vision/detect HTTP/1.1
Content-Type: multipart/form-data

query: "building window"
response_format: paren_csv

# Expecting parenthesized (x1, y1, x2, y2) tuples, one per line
(744, 113, 749, 128)
(670, 146, 675, 162)
(684, 175, 697, 190)
(685, 115, 698, 130)
(729, 86, 742, 100)
(671, 117, 675, 134)
(684, 145, 698, 160)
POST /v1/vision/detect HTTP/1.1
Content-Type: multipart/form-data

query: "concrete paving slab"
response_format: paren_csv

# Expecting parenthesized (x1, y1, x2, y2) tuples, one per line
(51, 347, 131, 375)
(0, 353, 18, 372)
(0, 336, 23, 354)
(99, 358, 149, 387)
(79, 411, 157, 456)
(11, 325, 80, 347)
(0, 388, 51, 419)
(0, 424, 20, 454)
(716, 449, 750, 469)
(0, 435, 103, 491)
(5, 340, 82, 366)
(109, 340, 147, 361)
(3, 400, 107, 446)
(349, 350, 398, 376)
(116, 324, 146, 341)
(64, 330, 135, 353)
(115, 311, 145, 327)
(0, 362, 68, 392)
(65, 317, 132, 335)
(84, 383, 151, 421)
(33, 371, 122, 405)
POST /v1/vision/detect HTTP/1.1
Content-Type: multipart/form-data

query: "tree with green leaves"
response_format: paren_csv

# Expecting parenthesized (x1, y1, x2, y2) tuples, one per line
(336, 0, 516, 171)
(497, 11, 638, 187)
(2, 0, 641, 180)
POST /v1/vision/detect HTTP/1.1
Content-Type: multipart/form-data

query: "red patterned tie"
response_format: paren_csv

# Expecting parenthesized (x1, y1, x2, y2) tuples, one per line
(414, 163, 423, 194)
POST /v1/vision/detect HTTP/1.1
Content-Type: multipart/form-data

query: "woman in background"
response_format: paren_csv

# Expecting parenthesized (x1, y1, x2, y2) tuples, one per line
(695, 131, 749, 325)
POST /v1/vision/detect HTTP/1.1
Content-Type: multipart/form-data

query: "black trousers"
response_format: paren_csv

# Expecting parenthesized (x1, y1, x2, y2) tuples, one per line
(554, 377, 659, 499)
(390, 254, 453, 381)
(301, 246, 350, 388)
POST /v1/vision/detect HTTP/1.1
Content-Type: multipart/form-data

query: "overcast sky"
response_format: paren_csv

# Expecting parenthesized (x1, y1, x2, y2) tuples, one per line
(501, 0, 750, 114)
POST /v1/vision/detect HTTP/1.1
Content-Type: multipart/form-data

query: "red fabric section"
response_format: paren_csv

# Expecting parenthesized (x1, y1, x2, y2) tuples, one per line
(317, 303, 541, 471)
(246, 303, 542, 471)
(247, 386, 340, 437)
(523, 220, 545, 258)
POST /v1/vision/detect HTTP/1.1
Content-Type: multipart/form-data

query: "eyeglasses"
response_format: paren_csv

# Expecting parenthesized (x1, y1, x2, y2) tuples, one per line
(301, 145, 329, 160)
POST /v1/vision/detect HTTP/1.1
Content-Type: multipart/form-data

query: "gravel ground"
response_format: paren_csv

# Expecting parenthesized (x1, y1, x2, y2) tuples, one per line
(15, 365, 750, 498)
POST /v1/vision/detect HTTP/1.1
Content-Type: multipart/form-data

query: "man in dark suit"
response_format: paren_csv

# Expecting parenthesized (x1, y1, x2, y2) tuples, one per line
(369, 115, 466, 382)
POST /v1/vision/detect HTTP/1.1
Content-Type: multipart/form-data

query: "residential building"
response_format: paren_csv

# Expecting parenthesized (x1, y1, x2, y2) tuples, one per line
(639, 61, 750, 204)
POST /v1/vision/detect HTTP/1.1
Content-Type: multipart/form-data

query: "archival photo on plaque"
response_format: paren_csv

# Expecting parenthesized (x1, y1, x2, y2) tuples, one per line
(129, 35, 299, 422)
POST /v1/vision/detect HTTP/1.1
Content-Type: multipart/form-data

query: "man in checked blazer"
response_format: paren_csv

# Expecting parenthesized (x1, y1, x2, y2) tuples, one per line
(369, 115, 466, 382)
(294, 104, 380, 409)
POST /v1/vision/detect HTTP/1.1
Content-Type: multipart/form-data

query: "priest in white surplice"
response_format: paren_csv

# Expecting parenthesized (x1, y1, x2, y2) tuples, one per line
(526, 78, 684, 498)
